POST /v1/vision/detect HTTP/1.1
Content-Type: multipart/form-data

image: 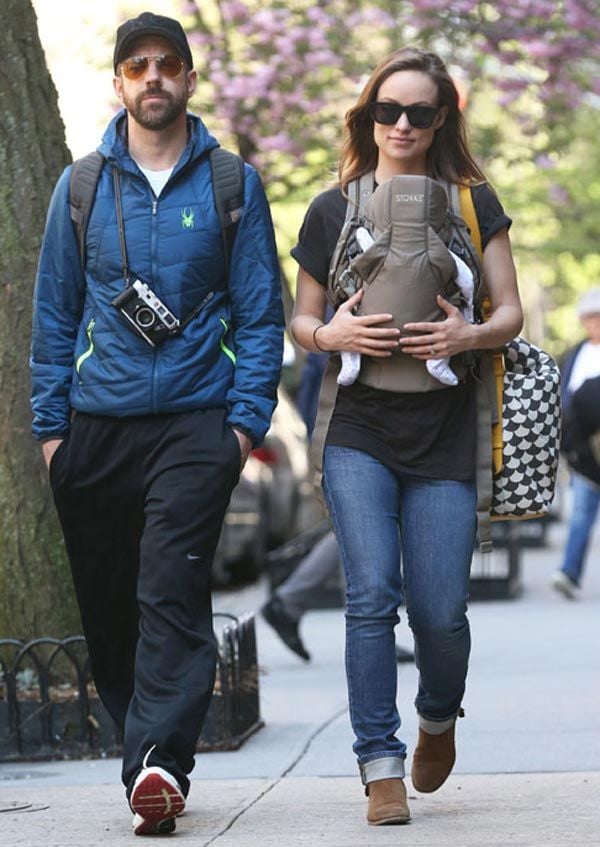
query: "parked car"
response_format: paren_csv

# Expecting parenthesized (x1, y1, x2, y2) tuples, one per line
(213, 386, 320, 587)
(252, 385, 318, 546)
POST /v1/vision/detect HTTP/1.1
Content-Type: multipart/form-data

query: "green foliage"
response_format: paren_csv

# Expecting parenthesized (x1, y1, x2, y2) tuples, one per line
(467, 88, 600, 351)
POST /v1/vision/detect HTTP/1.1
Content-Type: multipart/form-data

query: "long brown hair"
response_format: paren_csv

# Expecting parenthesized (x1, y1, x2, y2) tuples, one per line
(338, 47, 487, 189)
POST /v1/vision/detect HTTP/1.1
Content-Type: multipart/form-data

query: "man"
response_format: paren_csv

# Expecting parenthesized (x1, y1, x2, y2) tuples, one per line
(550, 288, 600, 599)
(30, 11, 283, 836)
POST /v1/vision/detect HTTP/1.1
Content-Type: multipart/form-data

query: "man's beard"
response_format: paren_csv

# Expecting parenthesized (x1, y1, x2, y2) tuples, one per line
(124, 86, 187, 130)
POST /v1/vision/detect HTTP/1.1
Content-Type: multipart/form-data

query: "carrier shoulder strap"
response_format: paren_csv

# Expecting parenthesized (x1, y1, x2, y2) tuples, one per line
(350, 171, 376, 218)
(69, 146, 245, 281)
(69, 151, 105, 267)
(209, 146, 245, 283)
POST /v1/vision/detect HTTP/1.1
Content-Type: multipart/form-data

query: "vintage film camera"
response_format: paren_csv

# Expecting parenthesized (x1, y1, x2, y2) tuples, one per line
(112, 280, 180, 347)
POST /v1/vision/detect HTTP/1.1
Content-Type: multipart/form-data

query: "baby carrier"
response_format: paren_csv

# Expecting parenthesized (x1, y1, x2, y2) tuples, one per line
(328, 173, 483, 392)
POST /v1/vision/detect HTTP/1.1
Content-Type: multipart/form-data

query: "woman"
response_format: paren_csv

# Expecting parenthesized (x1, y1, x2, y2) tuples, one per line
(290, 48, 522, 825)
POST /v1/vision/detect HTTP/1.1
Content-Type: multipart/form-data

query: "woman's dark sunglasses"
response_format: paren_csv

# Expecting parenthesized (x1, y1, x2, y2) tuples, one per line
(369, 101, 438, 129)
(120, 54, 185, 81)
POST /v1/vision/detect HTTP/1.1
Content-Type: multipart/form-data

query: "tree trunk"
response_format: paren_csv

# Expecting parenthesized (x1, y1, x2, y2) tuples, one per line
(0, 0, 79, 637)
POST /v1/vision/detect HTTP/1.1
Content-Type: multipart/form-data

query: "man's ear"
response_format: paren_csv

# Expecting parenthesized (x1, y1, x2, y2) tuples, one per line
(186, 69, 198, 99)
(113, 75, 124, 103)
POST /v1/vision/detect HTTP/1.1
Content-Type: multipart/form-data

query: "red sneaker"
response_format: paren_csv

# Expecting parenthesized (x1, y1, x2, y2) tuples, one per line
(130, 766, 185, 836)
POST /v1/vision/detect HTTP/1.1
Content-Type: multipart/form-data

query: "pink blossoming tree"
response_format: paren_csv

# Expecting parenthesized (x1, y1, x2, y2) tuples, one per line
(180, 0, 599, 188)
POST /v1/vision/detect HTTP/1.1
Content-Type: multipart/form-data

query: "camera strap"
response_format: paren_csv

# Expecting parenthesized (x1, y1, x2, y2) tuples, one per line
(112, 168, 131, 286)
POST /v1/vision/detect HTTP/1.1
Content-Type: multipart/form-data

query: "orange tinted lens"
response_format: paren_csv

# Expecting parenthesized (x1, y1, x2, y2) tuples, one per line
(121, 57, 149, 80)
(156, 55, 184, 78)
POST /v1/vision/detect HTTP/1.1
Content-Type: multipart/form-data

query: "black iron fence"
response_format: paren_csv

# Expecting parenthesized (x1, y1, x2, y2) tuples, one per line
(0, 613, 261, 762)
(199, 612, 262, 751)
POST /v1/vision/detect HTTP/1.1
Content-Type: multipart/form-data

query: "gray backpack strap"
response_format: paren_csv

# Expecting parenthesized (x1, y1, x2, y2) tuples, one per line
(69, 151, 105, 268)
(209, 147, 245, 284)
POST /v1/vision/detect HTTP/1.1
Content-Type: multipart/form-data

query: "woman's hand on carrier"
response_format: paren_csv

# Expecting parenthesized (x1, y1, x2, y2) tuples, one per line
(400, 294, 476, 360)
(317, 290, 401, 357)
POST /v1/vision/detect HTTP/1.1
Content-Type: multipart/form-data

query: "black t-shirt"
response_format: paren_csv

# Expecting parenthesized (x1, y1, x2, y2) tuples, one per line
(291, 182, 512, 481)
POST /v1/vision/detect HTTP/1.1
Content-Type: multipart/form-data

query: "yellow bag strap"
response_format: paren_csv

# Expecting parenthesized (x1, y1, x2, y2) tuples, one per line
(457, 184, 504, 479)
(458, 184, 482, 258)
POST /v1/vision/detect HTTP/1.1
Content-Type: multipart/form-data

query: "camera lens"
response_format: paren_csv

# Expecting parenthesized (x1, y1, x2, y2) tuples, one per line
(135, 307, 156, 328)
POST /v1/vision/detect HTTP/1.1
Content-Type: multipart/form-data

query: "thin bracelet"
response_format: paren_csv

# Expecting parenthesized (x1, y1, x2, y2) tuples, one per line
(313, 324, 327, 352)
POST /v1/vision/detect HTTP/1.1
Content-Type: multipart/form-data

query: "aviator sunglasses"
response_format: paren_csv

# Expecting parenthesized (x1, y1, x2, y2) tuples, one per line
(120, 54, 185, 80)
(369, 101, 439, 129)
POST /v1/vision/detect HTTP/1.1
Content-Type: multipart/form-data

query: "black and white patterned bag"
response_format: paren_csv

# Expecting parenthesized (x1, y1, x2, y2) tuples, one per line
(491, 337, 561, 519)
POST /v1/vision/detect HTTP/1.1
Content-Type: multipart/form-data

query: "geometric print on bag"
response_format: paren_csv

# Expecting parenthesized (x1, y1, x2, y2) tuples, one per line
(491, 337, 562, 519)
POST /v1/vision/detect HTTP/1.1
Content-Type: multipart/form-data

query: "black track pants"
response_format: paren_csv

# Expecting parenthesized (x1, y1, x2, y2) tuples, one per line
(49, 408, 241, 795)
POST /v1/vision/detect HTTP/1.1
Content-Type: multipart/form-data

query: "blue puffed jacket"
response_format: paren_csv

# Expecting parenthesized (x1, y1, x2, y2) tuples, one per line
(30, 111, 284, 445)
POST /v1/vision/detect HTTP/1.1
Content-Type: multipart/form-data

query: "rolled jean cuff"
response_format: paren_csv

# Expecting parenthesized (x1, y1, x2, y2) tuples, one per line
(418, 714, 458, 735)
(359, 755, 405, 785)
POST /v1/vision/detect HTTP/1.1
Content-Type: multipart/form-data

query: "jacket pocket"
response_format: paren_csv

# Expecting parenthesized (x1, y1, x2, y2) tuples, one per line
(48, 435, 69, 490)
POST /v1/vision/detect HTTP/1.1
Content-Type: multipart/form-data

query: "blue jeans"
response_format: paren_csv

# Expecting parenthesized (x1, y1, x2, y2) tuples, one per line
(560, 473, 600, 586)
(322, 446, 477, 780)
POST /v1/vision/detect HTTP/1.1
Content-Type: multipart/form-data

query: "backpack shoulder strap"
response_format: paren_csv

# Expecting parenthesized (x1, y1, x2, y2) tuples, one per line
(209, 147, 245, 284)
(69, 151, 105, 267)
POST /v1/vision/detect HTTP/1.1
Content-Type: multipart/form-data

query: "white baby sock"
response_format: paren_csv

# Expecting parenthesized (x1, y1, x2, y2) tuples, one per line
(338, 351, 361, 386)
(426, 251, 475, 386)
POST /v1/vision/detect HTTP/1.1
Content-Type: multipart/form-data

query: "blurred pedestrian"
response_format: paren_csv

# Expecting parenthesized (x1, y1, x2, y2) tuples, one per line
(295, 350, 329, 439)
(551, 288, 600, 599)
(290, 47, 522, 824)
(262, 528, 338, 661)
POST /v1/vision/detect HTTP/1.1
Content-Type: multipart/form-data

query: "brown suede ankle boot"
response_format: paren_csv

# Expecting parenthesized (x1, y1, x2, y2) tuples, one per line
(411, 723, 457, 793)
(366, 778, 411, 825)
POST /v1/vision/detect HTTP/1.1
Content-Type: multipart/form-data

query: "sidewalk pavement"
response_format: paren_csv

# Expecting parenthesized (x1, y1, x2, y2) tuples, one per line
(1, 517, 599, 846)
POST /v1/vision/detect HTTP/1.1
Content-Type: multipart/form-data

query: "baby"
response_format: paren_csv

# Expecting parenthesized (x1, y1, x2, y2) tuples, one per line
(337, 248, 475, 388)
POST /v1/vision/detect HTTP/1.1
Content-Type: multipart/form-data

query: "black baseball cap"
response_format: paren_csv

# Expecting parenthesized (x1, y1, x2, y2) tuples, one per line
(113, 11, 193, 73)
